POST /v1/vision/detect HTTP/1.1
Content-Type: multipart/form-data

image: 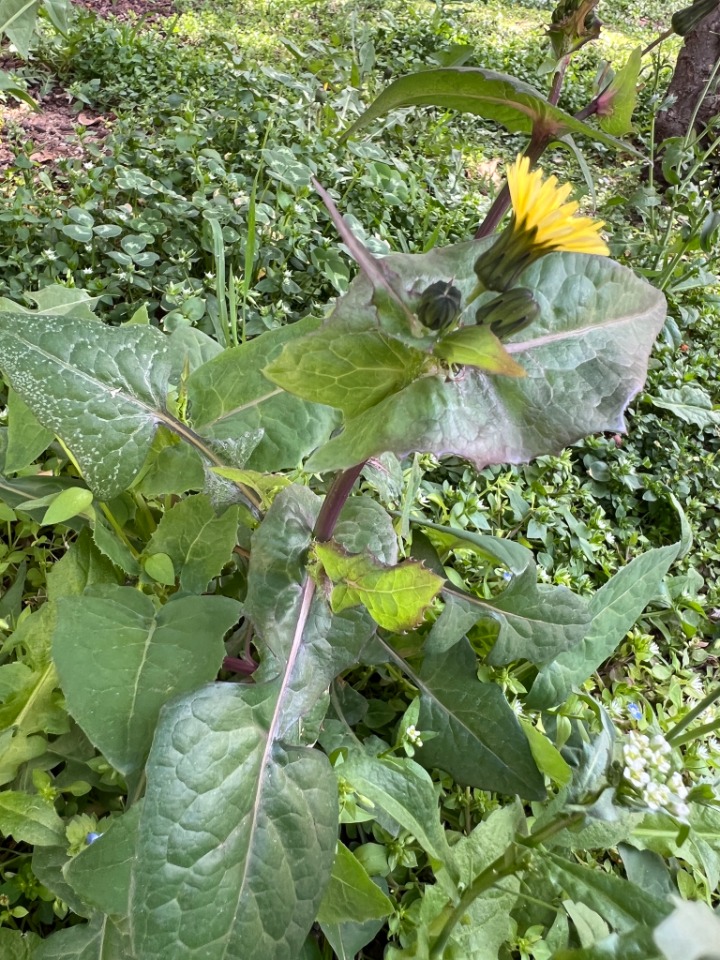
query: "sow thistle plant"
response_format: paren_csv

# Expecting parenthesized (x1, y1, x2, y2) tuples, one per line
(1, 2, 720, 959)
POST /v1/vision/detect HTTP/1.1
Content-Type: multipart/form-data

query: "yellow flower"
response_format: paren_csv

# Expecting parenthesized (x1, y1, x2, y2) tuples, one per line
(507, 155, 609, 257)
(474, 155, 609, 292)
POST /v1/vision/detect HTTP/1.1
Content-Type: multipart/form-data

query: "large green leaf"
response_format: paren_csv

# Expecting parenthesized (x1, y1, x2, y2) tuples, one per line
(130, 682, 338, 960)
(4, 388, 54, 474)
(527, 543, 679, 708)
(186, 315, 340, 472)
(0, 0, 41, 58)
(378, 632, 545, 798)
(342, 68, 639, 154)
(317, 842, 393, 924)
(294, 244, 665, 473)
(0, 929, 40, 960)
(0, 790, 65, 846)
(52, 586, 241, 775)
(0, 312, 204, 500)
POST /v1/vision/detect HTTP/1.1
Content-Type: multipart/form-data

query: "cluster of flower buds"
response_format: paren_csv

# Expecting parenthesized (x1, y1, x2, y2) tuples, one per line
(622, 731, 690, 820)
(548, 0, 602, 60)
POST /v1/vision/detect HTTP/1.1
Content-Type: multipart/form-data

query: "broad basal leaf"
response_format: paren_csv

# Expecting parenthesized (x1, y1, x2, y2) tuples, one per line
(52, 585, 241, 775)
(0, 0, 42, 59)
(186, 315, 340, 472)
(0, 790, 65, 846)
(0, 312, 199, 499)
(528, 543, 679, 708)
(342, 68, 639, 154)
(130, 682, 338, 960)
(33, 914, 132, 960)
(299, 245, 665, 473)
(317, 842, 393, 925)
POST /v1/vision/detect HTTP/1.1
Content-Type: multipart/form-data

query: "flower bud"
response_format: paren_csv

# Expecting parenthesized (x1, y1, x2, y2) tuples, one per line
(416, 279, 463, 332)
(475, 288, 540, 339)
(671, 0, 720, 37)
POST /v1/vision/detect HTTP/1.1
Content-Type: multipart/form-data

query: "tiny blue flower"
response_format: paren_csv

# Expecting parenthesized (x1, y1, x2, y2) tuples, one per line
(86, 832, 102, 844)
(628, 702, 642, 720)
(502, 571, 513, 582)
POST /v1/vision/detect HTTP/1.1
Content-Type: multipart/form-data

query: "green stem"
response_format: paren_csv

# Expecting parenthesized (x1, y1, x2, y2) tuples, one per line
(666, 682, 720, 745)
(428, 812, 583, 958)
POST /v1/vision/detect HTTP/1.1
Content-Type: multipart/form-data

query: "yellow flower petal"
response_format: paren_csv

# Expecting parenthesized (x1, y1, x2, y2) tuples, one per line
(507, 155, 609, 257)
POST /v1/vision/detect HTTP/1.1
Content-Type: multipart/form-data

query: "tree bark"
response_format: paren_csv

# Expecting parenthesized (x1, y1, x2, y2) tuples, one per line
(655, 8, 720, 143)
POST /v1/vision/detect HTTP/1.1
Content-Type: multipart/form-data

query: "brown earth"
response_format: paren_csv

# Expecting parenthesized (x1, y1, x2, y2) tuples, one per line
(72, 0, 176, 20)
(0, 86, 109, 169)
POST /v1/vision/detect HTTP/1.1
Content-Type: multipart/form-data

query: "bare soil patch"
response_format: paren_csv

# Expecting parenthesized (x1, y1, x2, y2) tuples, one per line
(72, 0, 176, 19)
(0, 86, 109, 169)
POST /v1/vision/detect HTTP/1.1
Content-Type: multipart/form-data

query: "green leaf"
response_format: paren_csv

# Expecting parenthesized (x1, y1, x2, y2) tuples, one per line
(653, 899, 720, 960)
(0, 790, 65, 845)
(377, 633, 545, 798)
(143, 551, 176, 585)
(552, 926, 661, 960)
(0, 284, 98, 319)
(650, 385, 720, 428)
(632, 806, 720, 891)
(63, 804, 141, 917)
(317, 842, 394, 924)
(143, 494, 240, 594)
(264, 325, 432, 416)
(304, 247, 666, 473)
(41, 486, 94, 526)
(543, 852, 671, 930)
(187, 315, 340, 472)
(342, 68, 640, 154)
(4, 388, 54, 474)
(134, 431, 206, 497)
(52, 585, 241, 775)
(338, 751, 453, 868)
(434, 324, 527, 376)
(413, 518, 534, 575)
(47, 528, 121, 600)
(597, 48, 642, 137)
(33, 914, 132, 960)
(130, 683, 338, 960)
(32, 845, 92, 918)
(0, 311, 198, 499)
(520, 718, 572, 787)
(528, 543, 679, 708)
(0, 0, 42, 58)
(0, 929, 41, 960)
(91, 518, 140, 576)
(315, 540, 443, 631)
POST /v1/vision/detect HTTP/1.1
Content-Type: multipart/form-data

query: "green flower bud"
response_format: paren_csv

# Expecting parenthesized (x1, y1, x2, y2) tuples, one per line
(475, 287, 540, 340)
(416, 280, 463, 332)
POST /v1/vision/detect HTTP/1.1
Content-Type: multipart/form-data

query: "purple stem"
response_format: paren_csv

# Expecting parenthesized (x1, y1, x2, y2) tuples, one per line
(222, 656, 258, 676)
(313, 462, 366, 542)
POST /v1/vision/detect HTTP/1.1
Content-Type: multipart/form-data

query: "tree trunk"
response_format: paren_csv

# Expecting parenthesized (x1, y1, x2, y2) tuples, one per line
(655, 7, 720, 143)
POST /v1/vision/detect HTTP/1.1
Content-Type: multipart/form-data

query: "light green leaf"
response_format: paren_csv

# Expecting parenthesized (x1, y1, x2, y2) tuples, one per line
(134, 431, 206, 497)
(317, 842, 394, 924)
(342, 68, 640, 154)
(143, 551, 176, 585)
(0, 928, 41, 960)
(528, 543, 679, 708)
(597, 48, 642, 137)
(91, 517, 140, 576)
(41, 487, 94, 526)
(0, 0, 42, 58)
(338, 751, 453, 868)
(264, 325, 432, 416)
(650, 385, 720, 428)
(130, 683, 338, 960)
(143, 494, 240, 594)
(305, 247, 666, 473)
(187, 315, 340, 472)
(0, 790, 65, 845)
(4, 388, 54, 474)
(32, 845, 92, 918)
(434, 324, 527, 376)
(33, 914, 132, 960)
(52, 585, 241, 775)
(520, 719, 572, 787)
(315, 540, 443, 631)
(0, 311, 204, 500)
(63, 804, 141, 917)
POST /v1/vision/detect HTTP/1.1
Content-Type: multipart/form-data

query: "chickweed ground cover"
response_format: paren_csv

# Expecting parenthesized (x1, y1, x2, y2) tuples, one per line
(0, 0, 719, 957)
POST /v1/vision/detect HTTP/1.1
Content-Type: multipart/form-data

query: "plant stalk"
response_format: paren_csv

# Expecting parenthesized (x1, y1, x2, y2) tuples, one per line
(474, 134, 549, 239)
(666, 682, 720, 745)
(313, 462, 366, 541)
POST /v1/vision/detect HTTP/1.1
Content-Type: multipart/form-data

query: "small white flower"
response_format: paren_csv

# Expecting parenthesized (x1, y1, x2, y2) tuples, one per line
(668, 772, 688, 799)
(405, 725, 423, 748)
(624, 766, 650, 788)
(43, 249, 58, 261)
(644, 780, 672, 810)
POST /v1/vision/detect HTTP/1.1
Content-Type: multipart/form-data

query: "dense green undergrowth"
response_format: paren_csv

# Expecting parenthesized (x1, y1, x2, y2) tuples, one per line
(1, 0, 719, 956)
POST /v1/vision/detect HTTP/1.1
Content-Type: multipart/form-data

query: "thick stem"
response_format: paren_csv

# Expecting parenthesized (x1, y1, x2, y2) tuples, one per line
(313, 462, 366, 541)
(549, 56, 569, 106)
